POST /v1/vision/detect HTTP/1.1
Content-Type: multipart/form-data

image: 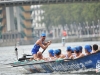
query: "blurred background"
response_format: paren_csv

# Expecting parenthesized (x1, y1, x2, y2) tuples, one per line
(0, 0, 100, 74)
(0, 1, 100, 46)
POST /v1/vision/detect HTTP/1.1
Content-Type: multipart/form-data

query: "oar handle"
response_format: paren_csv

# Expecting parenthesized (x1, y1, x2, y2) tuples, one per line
(42, 49, 45, 54)
(42, 41, 51, 54)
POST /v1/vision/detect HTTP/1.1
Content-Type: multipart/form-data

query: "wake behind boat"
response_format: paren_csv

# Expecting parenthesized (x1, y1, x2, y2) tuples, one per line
(9, 51, 100, 73)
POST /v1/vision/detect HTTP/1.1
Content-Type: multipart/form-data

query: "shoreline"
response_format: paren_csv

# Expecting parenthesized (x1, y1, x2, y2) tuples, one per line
(0, 40, 100, 47)
(0, 36, 100, 47)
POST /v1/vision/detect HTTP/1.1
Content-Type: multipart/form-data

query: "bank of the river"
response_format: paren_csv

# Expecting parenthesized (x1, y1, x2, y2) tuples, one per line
(0, 36, 100, 47)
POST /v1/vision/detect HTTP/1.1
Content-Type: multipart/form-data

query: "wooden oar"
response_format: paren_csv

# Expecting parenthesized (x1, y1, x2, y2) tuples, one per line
(42, 49, 45, 54)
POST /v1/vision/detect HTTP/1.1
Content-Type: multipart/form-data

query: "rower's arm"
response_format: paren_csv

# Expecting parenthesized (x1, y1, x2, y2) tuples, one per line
(38, 41, 51, 50)
(43, 41, 51, 45)
(75, 54, 85, 59)
(43, 42, 48, 45)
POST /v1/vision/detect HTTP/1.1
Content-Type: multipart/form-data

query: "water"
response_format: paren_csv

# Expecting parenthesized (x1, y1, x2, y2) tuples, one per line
(0, 41, 100, 75)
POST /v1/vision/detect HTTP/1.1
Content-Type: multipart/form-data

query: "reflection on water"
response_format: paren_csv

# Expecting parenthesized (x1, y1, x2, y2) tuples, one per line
(0, 41, 100, 75)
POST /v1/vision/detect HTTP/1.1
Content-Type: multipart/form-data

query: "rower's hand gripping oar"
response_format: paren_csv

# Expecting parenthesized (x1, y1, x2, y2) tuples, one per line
(42, 41, 51, 54)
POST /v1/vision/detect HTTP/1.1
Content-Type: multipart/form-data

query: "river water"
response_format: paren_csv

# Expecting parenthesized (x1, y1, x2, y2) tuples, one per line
(0, 41, 100, 75)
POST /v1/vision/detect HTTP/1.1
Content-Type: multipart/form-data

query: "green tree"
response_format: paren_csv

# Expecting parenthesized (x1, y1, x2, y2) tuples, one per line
(39, 3, 100, 28)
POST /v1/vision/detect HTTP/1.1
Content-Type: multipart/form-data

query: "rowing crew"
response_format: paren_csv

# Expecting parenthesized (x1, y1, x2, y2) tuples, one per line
(31, 33, 99, 61)
(35, 44, 99, 61)
(63, 44, 99, 59)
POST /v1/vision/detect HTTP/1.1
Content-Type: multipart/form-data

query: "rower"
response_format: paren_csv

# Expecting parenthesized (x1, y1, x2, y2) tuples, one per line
(84, 45, 92, 55)
(64, 46, 73, 59)
(47, 49, 55, 61)
(73, 47, 80, 59)
(75, 46, 85, 59)
(36, 51, 43, 60)
(31, 33, 51, 60)
(70, 46, 83, 59)
(92, 44, 98, 53)
(53, 49, 62, 59)
(78, 46, 83, 53)
(58, 49, 65, 58)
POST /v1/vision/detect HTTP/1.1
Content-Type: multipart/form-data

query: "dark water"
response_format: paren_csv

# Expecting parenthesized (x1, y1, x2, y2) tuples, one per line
(0, 41, 100, 75)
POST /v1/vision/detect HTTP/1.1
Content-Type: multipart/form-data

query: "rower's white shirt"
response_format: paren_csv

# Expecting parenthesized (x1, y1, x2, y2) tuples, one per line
(65, 53, 76, 59)
(73, 53, 86, 59)
(48, 57, 52, 61)
(91, 50, 98, 54)
(47, 56, 55, 61)
(83, 53, 87, 56)
(91, 50, 94, 53)
(72, 53, 76, 59)
(65, 54, 69, 59)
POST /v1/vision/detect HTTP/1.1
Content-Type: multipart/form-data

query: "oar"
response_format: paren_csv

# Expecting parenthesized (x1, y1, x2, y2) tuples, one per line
(42, 49, 45, 54)
(15, 43, 18, 60)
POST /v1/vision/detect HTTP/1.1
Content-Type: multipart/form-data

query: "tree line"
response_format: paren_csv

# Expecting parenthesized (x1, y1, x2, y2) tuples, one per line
(39, 3, 100, 31)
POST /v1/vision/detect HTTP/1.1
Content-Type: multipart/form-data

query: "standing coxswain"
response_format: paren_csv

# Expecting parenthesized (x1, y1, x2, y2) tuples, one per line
(31, 33, 51, 60)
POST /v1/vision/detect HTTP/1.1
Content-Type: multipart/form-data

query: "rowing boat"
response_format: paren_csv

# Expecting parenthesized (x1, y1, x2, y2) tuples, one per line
(10, 51, 100, 73)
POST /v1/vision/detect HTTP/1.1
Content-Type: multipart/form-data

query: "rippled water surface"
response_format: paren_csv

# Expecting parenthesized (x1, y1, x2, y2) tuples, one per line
(0, 41, 100, 75)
